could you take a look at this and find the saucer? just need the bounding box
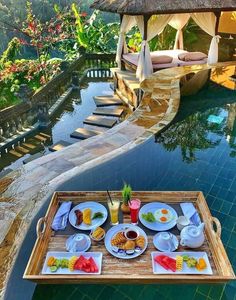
[66,234,91,252]
[153,232,179,252]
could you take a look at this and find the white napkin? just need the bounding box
[51,201,72,231]
[180,202,201,226]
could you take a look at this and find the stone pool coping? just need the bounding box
[0,61,235,298]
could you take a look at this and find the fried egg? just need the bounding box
[154,208,173,223]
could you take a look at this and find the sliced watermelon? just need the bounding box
[74,255,88,270]
[154,255,169,270]
[162,256,176,272]
[88,257,99,273]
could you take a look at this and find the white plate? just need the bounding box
[153,233,179,252]
[104,223,148,259]
[151,251,213,275]
[69,201,107,230]
[66,234,91,252]
[42,251,102,275]
[139,202,178,231]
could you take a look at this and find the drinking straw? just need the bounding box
[107,190,113,205]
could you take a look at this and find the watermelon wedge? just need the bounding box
[71,255,99,273]
[88,257,99,273]
[154,255,176,272]
[154,255,169,270]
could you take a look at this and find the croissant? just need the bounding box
[136,235,145,249]
[123,240,135,250]
[111,232,127,246]
[83,208,91,225]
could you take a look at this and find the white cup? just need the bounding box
[67,234,88,252]
[157,232,172,251]
[177,216,190,231]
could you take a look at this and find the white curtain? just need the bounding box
[191,12,220,64]
[135,14,172,81]
[116,15,136,69]
[169,14,190,49]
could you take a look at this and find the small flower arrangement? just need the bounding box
[121,183,132,213]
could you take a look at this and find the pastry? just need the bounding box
[136,235,145,249]
[83,208,92,225]
[75,209,83,226]
[123,240,135,250]
[111,232,127,246]
[92,227,105,240]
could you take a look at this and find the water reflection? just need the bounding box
[155,82,236,163]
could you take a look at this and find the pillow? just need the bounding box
[178,52,207,61]
[151,54,173,64]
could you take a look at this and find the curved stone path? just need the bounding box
[0,61,235,298]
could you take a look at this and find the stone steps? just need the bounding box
[48,140,72,152]
[15,146,30,154]
[22,143,36,149]
[9,149,23,158]
[93,107,124,117]
[23,152,44,164]
[93,95,123,107]
[70,128,101,140]
[83,115,117,128]
[35,135,47,142]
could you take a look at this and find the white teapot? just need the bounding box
[180,223,205,248]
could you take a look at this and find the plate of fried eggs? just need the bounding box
[139,203,178,231]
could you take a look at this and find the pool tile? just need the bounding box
[208,285,225,300]
[220,201,233,214]
[214,177,233,189]
[212,198,223,211]
[197,284,211,296]
[228,232,236,248]
[229,205,236,217]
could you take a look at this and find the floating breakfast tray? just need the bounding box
[24,191,235,284]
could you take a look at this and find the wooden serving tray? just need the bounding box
[23,191,235,284]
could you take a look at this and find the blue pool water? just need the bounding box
[5,81,236,300]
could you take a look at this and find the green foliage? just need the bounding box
[121,183,132,205]
[58,6,119,60]
[0,37,21,67]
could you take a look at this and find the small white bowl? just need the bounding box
[124,228,139,240]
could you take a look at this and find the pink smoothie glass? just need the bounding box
[129,199,141,225]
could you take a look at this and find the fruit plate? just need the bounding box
[151,251,213,275]
[42,251,102,275]
[69,201,108,230]
[139,202,178,231]
[104,224,148,259]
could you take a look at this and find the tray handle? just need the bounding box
[36,217,46,238]
[211,217,222,238]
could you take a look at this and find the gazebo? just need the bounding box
[91,0,236,81]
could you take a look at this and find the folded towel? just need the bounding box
[180,202,201,226]
[51,201,72,231]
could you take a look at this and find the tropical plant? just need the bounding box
[121,183,132,205]
[58,5,119,60]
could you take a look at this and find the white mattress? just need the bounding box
[123,50,207,70]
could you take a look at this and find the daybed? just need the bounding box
[122,50,208,72]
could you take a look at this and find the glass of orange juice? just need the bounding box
[107,199,120,225]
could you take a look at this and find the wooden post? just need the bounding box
[143,15,151,40]
[119,14,126,71]
[214,11,221,35]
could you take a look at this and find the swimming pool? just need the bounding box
[0,79,113,172]
[4,80,236,300]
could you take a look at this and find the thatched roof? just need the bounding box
[91,0,236,15]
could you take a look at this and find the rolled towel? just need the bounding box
[180,202,201,226]
[51,201,72,231]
